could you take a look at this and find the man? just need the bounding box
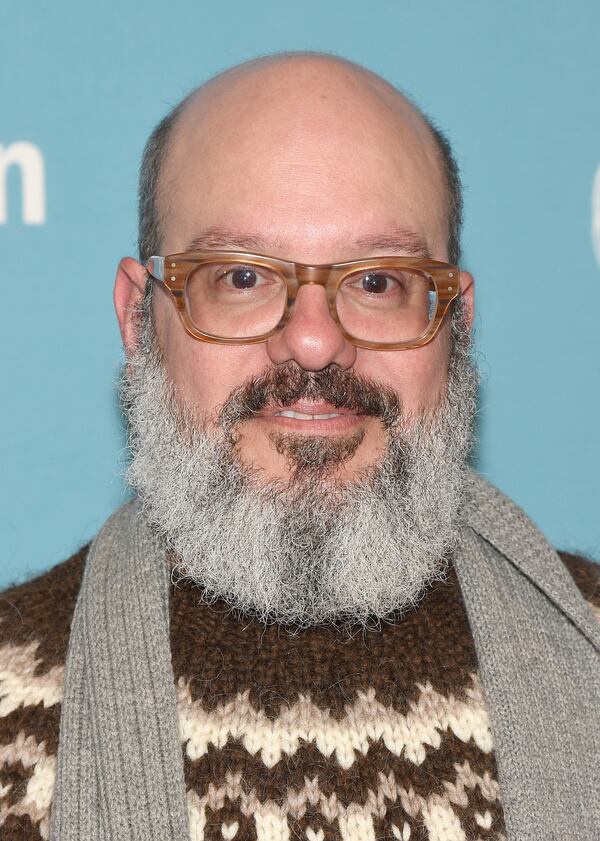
[0,52,598,841]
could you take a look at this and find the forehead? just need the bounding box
[159,63,448,261]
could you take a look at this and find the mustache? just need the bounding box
[219,362,401,432]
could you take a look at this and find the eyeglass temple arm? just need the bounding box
[146,256,165,282]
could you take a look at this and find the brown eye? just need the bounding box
[360,272,396,293]
[229,268,258,289]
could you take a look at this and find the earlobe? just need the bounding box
[458,270,475,331]
[114,257,148,354]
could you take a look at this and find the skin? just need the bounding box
[114,54,474,483]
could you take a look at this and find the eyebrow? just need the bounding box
[181,225,431,259]
[352,229,431,258]
[183,227,269,253]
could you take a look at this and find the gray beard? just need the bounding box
[120,299,478,630]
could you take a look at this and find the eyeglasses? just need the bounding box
[146,250,460,350]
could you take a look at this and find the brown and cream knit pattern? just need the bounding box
[0,546,598,841]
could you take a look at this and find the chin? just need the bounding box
[243,443,381,491]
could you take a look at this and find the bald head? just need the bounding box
[138,52,462,265]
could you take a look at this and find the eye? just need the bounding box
[222,267,262,289]
[353,272,399,294]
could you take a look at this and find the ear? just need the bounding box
[458,270,475,331]
[114,257,148,354]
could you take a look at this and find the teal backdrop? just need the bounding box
[1,0,599,587]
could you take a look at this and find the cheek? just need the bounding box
[155,299,272,417]
[355,325,451,413]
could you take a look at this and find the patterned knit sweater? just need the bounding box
[0,546,599,841]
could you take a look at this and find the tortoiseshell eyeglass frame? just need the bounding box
[145,250,460,351]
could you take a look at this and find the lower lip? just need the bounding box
[256,413,366,435]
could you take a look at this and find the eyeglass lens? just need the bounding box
[184,260,437,342]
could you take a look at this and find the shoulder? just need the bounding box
[0,546,87,669]
[557,550,600,614]
[0,545,88,840]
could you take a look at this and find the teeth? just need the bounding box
[275,410,341,420]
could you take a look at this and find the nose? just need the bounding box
[266,284,357,371]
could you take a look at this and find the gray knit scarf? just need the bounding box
[49,471,600,841]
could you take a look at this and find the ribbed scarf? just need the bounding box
[49,471,600,840]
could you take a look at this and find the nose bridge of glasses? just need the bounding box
[287,264,340,330]
[294,264,331,286]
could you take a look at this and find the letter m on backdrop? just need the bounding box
[0,142,46,224]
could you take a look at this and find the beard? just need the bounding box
[120,294,478,631]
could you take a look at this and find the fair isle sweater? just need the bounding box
[0,546,599,841]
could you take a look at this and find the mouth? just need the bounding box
[254,401,368,435]
[275,409,344,420]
